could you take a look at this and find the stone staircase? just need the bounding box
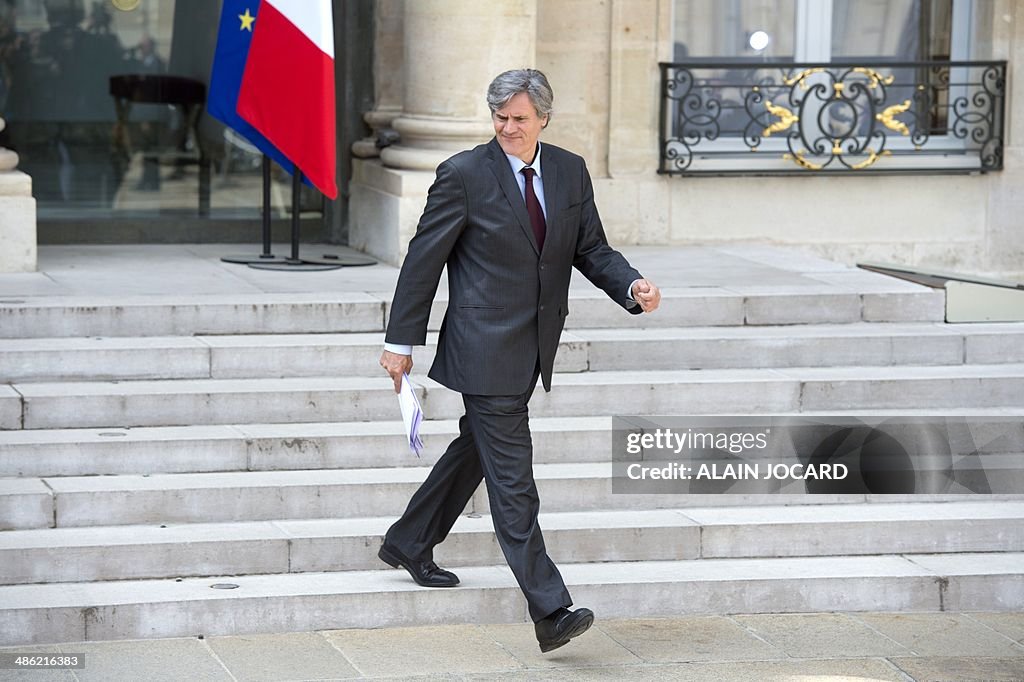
[1,273,1023,646]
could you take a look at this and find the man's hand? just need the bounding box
[631,278,662,313]
[380,350,413,393]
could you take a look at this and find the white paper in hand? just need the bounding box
[398,373,424,457]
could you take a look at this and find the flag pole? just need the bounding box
[220,154,286,265]
[262,154,273,257]
[248,167,342,271]
[289,168,301,262]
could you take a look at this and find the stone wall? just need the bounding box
[349,0,1023,278]
[538,0,1024,279]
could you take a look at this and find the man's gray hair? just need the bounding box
[487,69,554,122]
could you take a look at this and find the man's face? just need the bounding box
[493,92,548,164]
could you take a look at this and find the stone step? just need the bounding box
[3,410,1023,478]
[0,463,774,530]
[0,385,19,430]
[398,286,945,331]
[0,332,584,383]
[576,322,1024,371]
[0,477,50,532]
[0,293,387,339]
[5,323,1024,383]
[0,463,625,529]
[0,284,944,340]
[0,417,610,477]
[1,551,1019,645]
[1,502,1020,586]
[9,364,1024,430]
[4,461,1021,531]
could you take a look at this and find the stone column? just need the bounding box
[0,117,37,273]
[351,0,404,159]
[381,0,537,170]
[349,0,537,264]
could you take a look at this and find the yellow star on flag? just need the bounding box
[239,8,255,31]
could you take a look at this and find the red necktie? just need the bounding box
[520,166,546,251]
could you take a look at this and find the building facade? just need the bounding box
[350,0,1023,279]
[0,1,1020,279]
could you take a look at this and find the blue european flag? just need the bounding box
[208,0,296,175]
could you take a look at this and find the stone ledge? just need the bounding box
[0,171,36,273]
[0,170,31,197]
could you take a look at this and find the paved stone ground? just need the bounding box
[0,242,906,299]
[1,612,1021,681]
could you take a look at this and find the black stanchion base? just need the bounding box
[305,253,378,267]
[247,258,343,272]
[221,254,289,265]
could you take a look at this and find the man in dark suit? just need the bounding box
[379,69,661,653]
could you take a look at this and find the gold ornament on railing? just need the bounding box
[783,68,827,88]
[851,67,895,89]
[782,149,823,171]
[772,66,905,170]
[877,100,912,136]
[762,101,798,137]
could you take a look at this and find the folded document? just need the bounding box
[398,373,424,457]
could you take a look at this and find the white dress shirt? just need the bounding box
[504,143,548,222]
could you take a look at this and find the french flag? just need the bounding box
[208,0,295,177]
[237,0,338,199]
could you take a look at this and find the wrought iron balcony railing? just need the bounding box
[658,60,1006,175]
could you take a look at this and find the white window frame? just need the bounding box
[794,0,832,62]
[797,0,973,61]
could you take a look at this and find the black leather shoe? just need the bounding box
[378,542,459,588]
[535,607,594,653]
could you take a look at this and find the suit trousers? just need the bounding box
[384,367,572,622]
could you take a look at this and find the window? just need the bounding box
[0,0,319,222]
[673,0,796,61]
[673,0,969,62]
[662,0,1004,174]
[831,0,953,60]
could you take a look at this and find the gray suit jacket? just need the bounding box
[386,137,642,396]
